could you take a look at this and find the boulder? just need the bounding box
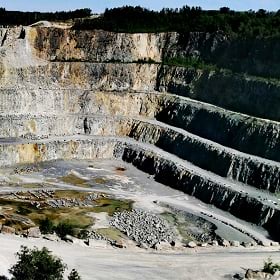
[271,242,279,247]
[221,239,230,247]
[154,241,171,250]
[209,240,219,246]
[43,234,59,242]
[260,241,271,247]
[230,240,240,247]
[27,227,41,238]
[139,243,149,250]
[187,241,197,248]
[64,235,75,243]
[242,242,253,248]
[1,226,15,234]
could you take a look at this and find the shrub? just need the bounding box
[263,258,280,274]
[9,246,66,280]
[55,221,75,239]
[68,269,81,280]
[39,218,55,234]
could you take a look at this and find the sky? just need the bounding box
[0,0,279,13]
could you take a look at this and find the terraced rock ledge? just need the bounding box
[0,25,279,246]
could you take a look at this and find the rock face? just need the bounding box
[0,26,280,241]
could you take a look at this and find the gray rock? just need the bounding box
[1,226,15,235]
[187,241,197,248]
[221,239,230,247]
[242,242,253,248]
[210,240,219,246]
[110,209,176,248]
[260,241,271,247]
[43,234,59,242]
[230,240,240,247]
[27,227,41,238]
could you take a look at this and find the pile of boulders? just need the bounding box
[110,209,176,248]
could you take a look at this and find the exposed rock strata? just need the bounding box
[0,26,279,243]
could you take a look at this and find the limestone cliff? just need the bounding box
[0,25,280,241]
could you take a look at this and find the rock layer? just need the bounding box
[0,26,279,241]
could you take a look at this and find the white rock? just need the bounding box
[187,241,197,248]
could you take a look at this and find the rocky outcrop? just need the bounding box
[157,66,280,121]
[29,28,171,63]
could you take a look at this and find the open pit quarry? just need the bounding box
[0,25,279,279]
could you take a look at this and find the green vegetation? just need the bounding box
[96,227,126,242]
[94,197,133,215]
[3,246,82,280]
[163,56,218,71]
[0,8,91,26]
[68,269,81,280]
[39,217,55,234]
[59,173,89,187]
[9,246,66,280]
[263,258,280,274]
[73,6,280,38]
[55,221,75,238]
[0,191,133,234]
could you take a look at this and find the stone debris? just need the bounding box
[244,269,277,279]
[2,190,100,209]
[80,230,123,248]
[110,209,176,248]
[1,225,16,234]
[14,165,40,174]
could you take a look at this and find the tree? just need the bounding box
[68,269,82,280]
[9,246,66,280]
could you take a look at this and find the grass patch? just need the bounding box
[21,183,43,189]
[54,190,90,199]
[96,228,126,242]
[94,177,108,184]
[94,198,133,216]
[163,56,218,72]
[59,173,89,187]
[28,208,93,229]
[0,192,133,232]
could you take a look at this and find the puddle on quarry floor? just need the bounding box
[0,159,272,245]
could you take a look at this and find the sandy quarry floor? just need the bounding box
[0,159,278,279]
[0,234,279,280]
